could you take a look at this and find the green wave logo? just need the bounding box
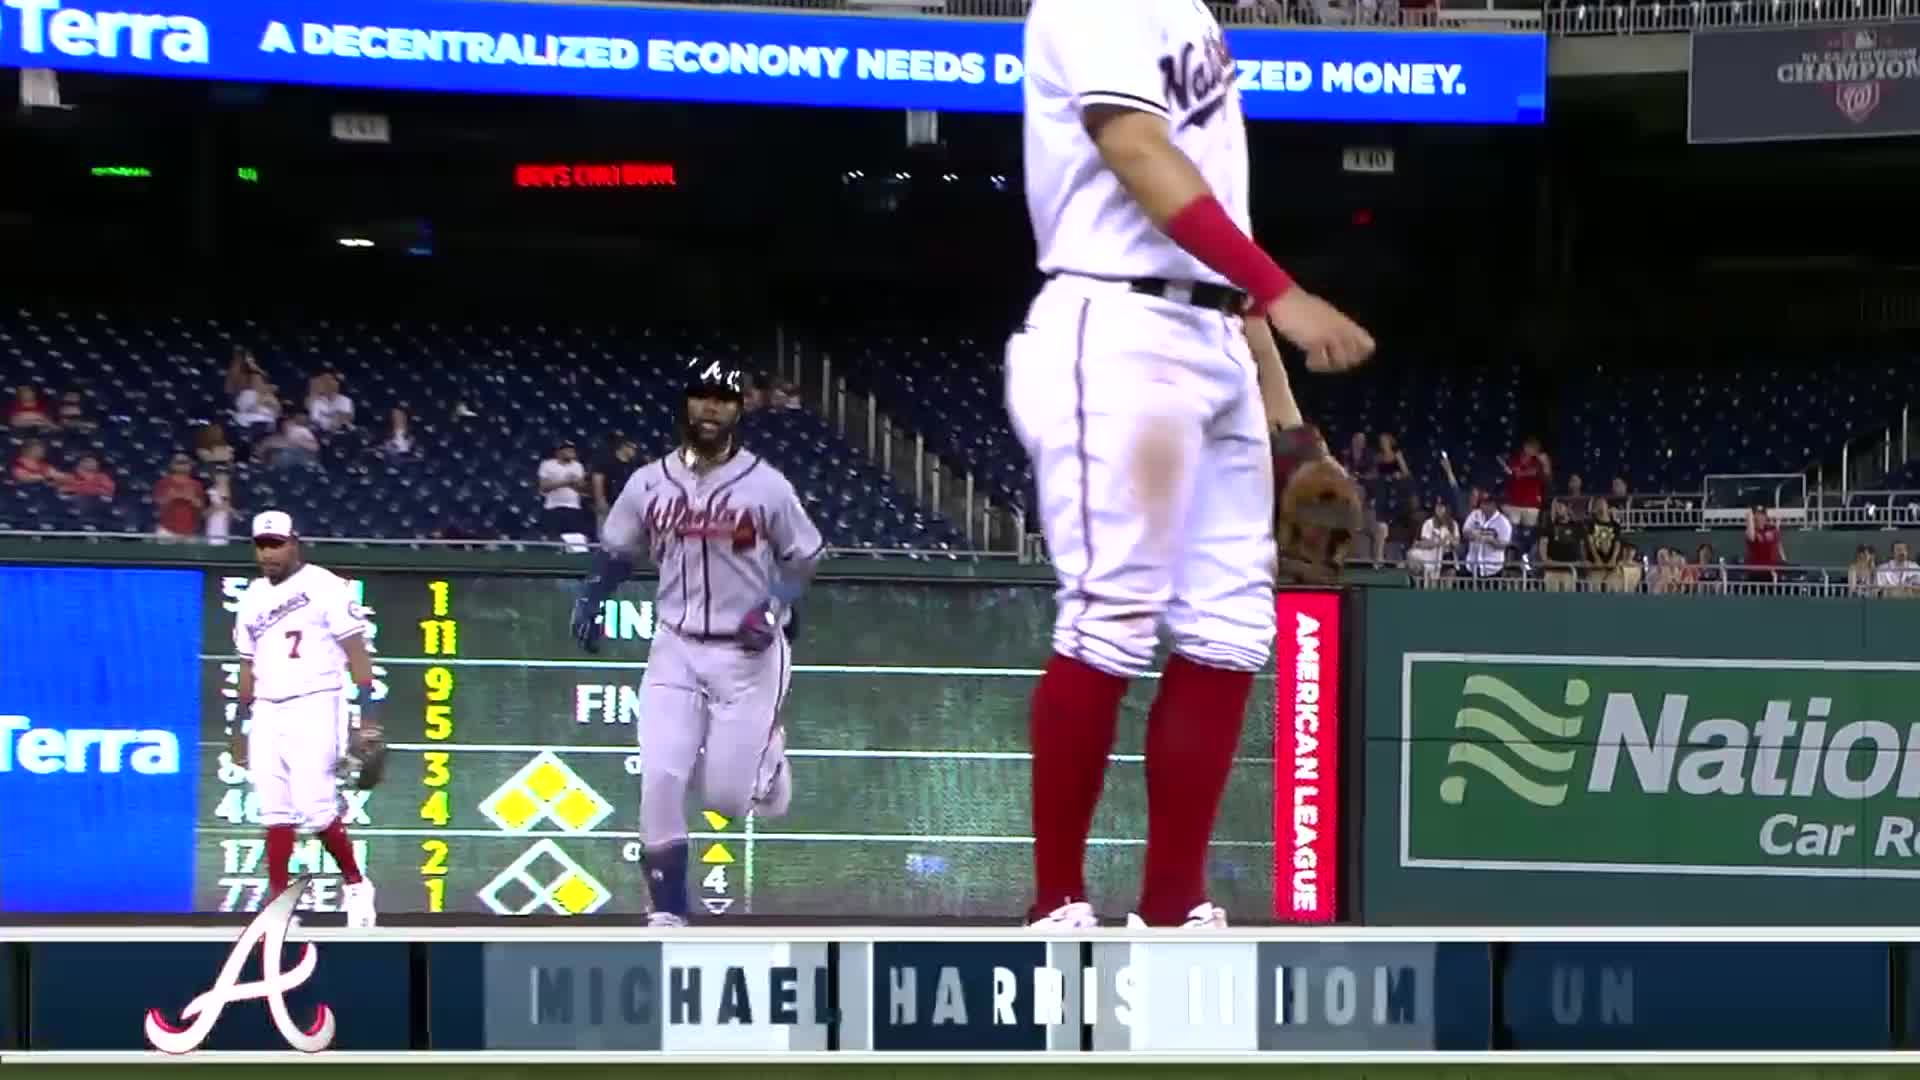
[1438,674,1590,808]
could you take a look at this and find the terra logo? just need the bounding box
[145,879,336,1054]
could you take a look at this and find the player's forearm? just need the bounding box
[341,634,375,688]
[1244,317,1304,429]
[237,662,255,705]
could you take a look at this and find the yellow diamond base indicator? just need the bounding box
[702,843,734,865]
[491,789,541,831]
[703,810,730,830]
[550,873,604,915]
[526,762,571,802]
[552,788,601,831]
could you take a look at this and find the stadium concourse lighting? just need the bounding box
[336,237,374,248]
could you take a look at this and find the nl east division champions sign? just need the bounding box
[1401,653,1920,880]
[1689,20,1920,143]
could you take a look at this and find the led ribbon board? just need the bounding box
[0,0,1547,125]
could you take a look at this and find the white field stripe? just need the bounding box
[194,741,1277,765]
[13,1051,1920,1065]
[197,825,1271,848]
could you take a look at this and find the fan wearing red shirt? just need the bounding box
[7,386,53,433]
[1745,506,1786,584]
[10,438,60,484]
[58,455,115,499]
[1501,437,1552,529]
[152,455,207,540]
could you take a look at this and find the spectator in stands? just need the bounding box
[768,382,793,411]
[233,372,281,433]
[381,407,417,459]
[56,389,95,435]
[306,372,355,434]
[1500,436,1551,530]
[1461,489,1512,582]
[224,345,263,397]
[538,440,591,539]
[206,470,233,545]
[777,380,804,410]
[1342,431,1373,478]
[1610,475,1631,505]
[194,423,235,469]
[742,379,767,413]
[254,416,320,471]
[7,386,53,433]
[57,454,114,501]
[1553,473,1592,523]
[1744,506,1785,584]
[1877,541,1920,597]
[152,454,206,542]
[1537,497,1586,592]
[9,438,60,485]
[1408,496,1458,586]
[1688,541,1726,594]
[1850,544,1881,596]
[1584,497,1625,591]
[1372,432,1412,557]
[592,434,639,524]
[1618,542,1645,593]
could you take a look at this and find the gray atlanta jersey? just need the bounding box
[601,448,826,636]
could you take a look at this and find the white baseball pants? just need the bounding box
[1006,274,1278,678]
[248,690,348,831]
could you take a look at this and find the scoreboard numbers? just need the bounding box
[420,579,459,912]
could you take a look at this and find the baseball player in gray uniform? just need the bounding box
[571,362,826,926]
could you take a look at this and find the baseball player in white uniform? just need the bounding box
[571,363,826,927]
[230,510,380,927]
[1009,0,1374,929]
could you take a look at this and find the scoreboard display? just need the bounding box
[191,571,1282,919]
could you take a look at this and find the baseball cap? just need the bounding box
[251,510,296,541]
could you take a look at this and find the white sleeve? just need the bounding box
[1493,515,1514,546]
[1035,0,1171,119]
[232,595,255,658]
[322,576,369,641]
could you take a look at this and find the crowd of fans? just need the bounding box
[3,346,809,546]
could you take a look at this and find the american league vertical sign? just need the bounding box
[1689,21,1920,143]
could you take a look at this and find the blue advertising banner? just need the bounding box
[0,0,1547,125]
[0,567,201,913]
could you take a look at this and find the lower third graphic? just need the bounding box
[144,877,336,1053]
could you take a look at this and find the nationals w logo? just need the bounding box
[144,878,336,1054]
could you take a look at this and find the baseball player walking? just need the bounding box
[571,363,826,927]
[229,511,382,927]
[1010,0,1374,929]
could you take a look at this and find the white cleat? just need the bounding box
[343,880,378,928]
[1126,902,1229,929]
[1026,900,1098,930]
[648,912,689,928]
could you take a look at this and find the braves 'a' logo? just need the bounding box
[145,879,336,1054]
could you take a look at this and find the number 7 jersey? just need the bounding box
[233,564,370,702]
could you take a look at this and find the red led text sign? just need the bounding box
[514,162,678,189]
[1273,589,1341,923]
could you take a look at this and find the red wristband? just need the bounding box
[1163,195,1295,310]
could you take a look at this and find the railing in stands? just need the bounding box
[1545,0,1920,35]
[1393,557,1919,596]
[1611,486,1920,531]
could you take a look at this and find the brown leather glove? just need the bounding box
[1272,424,1365,584]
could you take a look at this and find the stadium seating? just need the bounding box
[0,307,965,550]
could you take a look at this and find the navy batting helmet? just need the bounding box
[684,359,744,402]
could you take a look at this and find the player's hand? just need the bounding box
[1262,287,1375,373]
[738,603,778,653]
[228,728,248,769]
[571,595,603,654]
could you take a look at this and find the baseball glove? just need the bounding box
[339,728,388,791]
[1272,424,1365,585]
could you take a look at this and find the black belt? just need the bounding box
[670,627,740,644]
[1128,278,1248,314]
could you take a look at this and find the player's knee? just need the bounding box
[702,780,756,820]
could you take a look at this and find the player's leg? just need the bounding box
[698,632,794,821]
[1005,281,1212,925]
[287,692,374,925]
[1145,320,1277,928]
[248,699,300,909]
[638,630,708,926]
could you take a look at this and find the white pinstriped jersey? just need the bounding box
[233,564,368,701]
[1022,0,1251,285]
[600,447,825,638]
